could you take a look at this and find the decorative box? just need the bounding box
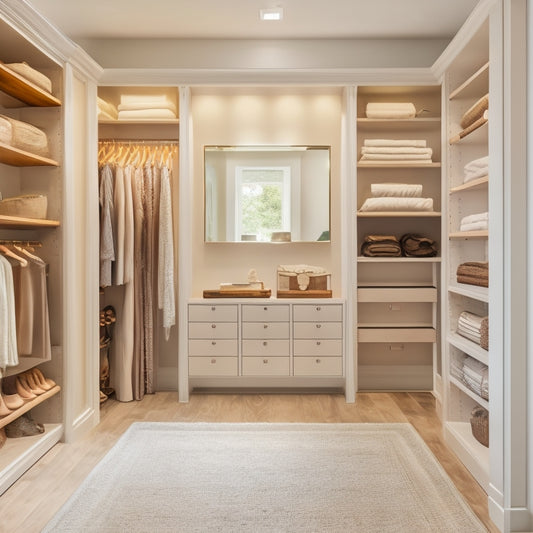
[277,264,331,298]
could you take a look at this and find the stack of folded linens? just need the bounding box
[463,155,488,183]
[0,114,49,156]
[361,235,401,257]
[457,311,488,350]
[457,261,488,287]
[365,102,416,119]
[117,94,177,120]
[462,355,489,400]
[4,61,53,93]
[360,139,433,164]
[400,233,438,257]
[450,353,466,381]
[459,211,488,232]
[359,183,433,212]
[97,97,118,121]
[460,94,489,129]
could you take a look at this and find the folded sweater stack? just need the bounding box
[457,261,488,287]
[359,182,434,212]
[360,235,402,257]
[365,102,416,119]
[463,155,488,183]
[459,211,488,232]
[457,311,489,350]
[360,139,433,164]
[117,94,177,120]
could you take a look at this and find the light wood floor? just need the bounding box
[0,391,499,532]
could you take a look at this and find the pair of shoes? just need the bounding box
[15,368,56,400]
[5,412,45,438]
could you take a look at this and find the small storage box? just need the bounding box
[470,405,489,447]
[0,194,47,219]
[277,267,331,298]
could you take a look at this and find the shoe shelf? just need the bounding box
[0,62,61,107]
[448,230,488,239]
[0,385,60,430]
[450,175,488,194]
[0,142,59,167]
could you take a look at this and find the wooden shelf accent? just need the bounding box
[449,115,488,144]
[0,63,61,107]
[357,211,441,218]
[450,175,488,193]
[98,118,179,125]
[0,142,59,167]
[449,62,490,101]
[0,215,60,229]
[449,230,488,239]
[358,161,441,168]
[0,385,61,430]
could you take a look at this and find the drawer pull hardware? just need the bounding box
[264,307,268,311]
[210,359,216,364]
[316,324,321,329]
[263,341,268,346]
[316,341,321,346]
[211,341,216,346]
[263,359,269,364]
[316,306,321,311]
[264,324,268,329]
[211,306,216,311]
[211,324,216,329]
[316,358,321,364]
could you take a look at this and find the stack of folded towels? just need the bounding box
[463,155,488,183]
[97,97,118,121]
[457,261,488,287]
[360,139,433,164]
[457,311,489,350]
[400,233,438,257]
[365,102,416,119]
[359,182,433,212]
[462,355,489,400]
[459,211,488,232]
[117,94,177,120]
[360,235,402,257]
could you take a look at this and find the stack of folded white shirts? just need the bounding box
[459,211,488,232]
[457,311,485,345]
[463,155,488,183]
[97,97,118,121]
[359,182,433,212]
[117,94,177,120]
[462,355,489,400]
[360,139,433,164]
[450,353,466,381]
[365,102,416,119]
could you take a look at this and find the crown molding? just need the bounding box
[0,0,103,81]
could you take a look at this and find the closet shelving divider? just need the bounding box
[355,85,442,393]
[443,21,490,491]
[0,17,64,495]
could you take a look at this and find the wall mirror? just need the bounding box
[204,145,330,243]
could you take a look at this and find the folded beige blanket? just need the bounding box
[117,101,177,115]
[4,62,52,93]
[359,159,433,165]
[370,183,422,198]
[360,197,433,212]
[120,94,175,106]
[363,139,426,148]
[361,235,402,257]
[360,153,432,161]
[117,109,177,119]
[0,114,49,156]
[365,102,416,119]
[361,146,432,155]
[461,94,489,129]
[460,221,488,232]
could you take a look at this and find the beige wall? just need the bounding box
[190,87,342,296]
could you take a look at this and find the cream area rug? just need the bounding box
[43,422,487,532]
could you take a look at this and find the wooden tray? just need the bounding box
[277,290,332,298]
[203,289,272,298]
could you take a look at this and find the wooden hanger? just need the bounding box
[0,244,28,267]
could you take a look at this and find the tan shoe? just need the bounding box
[16,375,37,399]
[2,393,24,410]
[31,368,55,391]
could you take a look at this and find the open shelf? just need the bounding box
[450,376,489,409]
[449,230,488,239]
[0,142,59,167]
[449,62,489,101]
[358,211,441,218]
[450,175,488,193]
[447,332,489,366]
[0,215,60,229]
[0,62,61,107]
[448,283,488,302]
[449,118,488,145]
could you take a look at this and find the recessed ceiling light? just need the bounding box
[260,8,283,21]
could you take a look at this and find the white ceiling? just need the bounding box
[27,0,480,41]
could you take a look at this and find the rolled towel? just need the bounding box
[363,139,426,148]
[359,197,433,212]
[460,94,489,129]
[370,183,422,198]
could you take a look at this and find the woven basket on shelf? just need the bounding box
[470,405,489,447]
[0,194,47,219]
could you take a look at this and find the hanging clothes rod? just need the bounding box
[98,139,179,145]
[0,240,42,247]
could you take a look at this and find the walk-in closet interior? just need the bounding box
[0,0,532,531]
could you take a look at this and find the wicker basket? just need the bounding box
[0,194,47,219]
[470,406,489,447]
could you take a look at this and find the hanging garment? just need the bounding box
[99,164,115,287]
[113,165,126,286]
[0,255,19,372]
[158,165,176,340]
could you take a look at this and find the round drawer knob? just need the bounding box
[316,306,321,311]
[316,341,321,346]
[211,341,216,346]
[210,359,216,364]
[211,306,216,311]
[263,359,269,364]
[316,324,321,329]
[211,324,216,329]
[264,324,268,329]
[263,341,268,346]
[316,358,321,364]
[263,307,268,311]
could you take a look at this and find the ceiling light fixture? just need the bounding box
[260,8,283,21]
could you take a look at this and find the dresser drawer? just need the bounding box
[357,287,437,303]
[293,304,342,322]
[189,356,238,376]
[358,327,436,343]
[293,339,342,357]
[293,322,342,339]
[188,322,237,339]
[242,357,290,376]
[242,304,289,322]
[293,356,343,376]
[242,322,290,339]
[189,339,237,357]
[242,339,290,357]
[188,304,238,322]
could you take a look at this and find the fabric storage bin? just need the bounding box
[0,114,49,157]
[0,194,47,219]
[470,405,489,447]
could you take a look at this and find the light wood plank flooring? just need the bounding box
[0,392,499,532]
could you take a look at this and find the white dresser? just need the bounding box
[187,299,345,391]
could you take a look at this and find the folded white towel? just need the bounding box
[366,103,416,119]
[360,153,432,161]
[463,155,489,183]
[364,139,427,148]
[460,220,488,232]
[117,109,177,120]
[460,212,489,225]
[370,183,422,198]
[465,155,489,171]
[458,311,485,329]
[359,197,433,212]
[366,103,416,110]
[361,146,432,156]
[120,94,175,106]
[117,101,177,115]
